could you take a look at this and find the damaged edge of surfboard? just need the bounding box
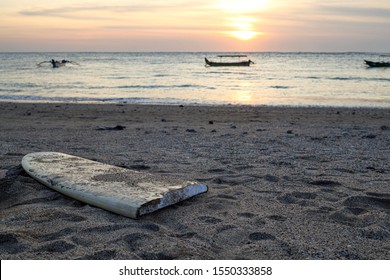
[138,182,208,217]
[21,152,208,219]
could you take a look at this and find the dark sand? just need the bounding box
[1,102,389,259]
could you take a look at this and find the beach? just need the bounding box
[1,101,389,259]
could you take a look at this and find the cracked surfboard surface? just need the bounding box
[21,152,208,218]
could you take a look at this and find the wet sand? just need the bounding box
[0,102,389,259]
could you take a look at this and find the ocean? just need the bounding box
[0,52,389,107]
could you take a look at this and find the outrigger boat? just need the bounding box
[364,60,390,68]
[205,55,254,67]
[37,59,79,68]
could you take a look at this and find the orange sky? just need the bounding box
[1,0,389,52]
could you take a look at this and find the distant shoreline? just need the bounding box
[1,99,390,109]
[1,51,389,54]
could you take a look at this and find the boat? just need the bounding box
[364,60,390,68]
[205,55,254,67]
[37,59,79,68]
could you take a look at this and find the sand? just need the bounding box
[0,102,389,260]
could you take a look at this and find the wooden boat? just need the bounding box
[205,55,254,67]
[37,59,78,68]
[364,60,390,68]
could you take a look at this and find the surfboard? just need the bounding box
[21,152,208,218]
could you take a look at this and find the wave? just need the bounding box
[306,76,321,79]
[0,94,216,105]
[10,83,41,88]
[206,71,251,75]
[109,76,128,80]
[298,76,390,82]
[116,84,214,89]
[153,74,174,77]
[269,86,291,89]
[329,77,357,81]
[0,88,23,93]
[0,94,97,102]
[329,77,390,82]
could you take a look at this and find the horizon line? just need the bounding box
[1,50,389,54]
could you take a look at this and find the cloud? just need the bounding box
[19,2,212,19]
[19,4,157,19]
[319,5,390,21]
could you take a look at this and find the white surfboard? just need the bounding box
[21,152,208,218]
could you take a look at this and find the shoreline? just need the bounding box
[1,101,389,259]
[1,100,390,110]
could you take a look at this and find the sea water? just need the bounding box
[0,52,389,107]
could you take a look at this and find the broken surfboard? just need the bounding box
[21,152,208,218]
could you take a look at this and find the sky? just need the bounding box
[0,0,389,52]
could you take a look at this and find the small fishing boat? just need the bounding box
[364,60,390,68]
[205,55,254,67]
[37,59,79,68]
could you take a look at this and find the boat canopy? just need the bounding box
[217,55,247,58]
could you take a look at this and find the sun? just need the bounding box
[228,30,259,41]
[225,17,261,41]
[216,1,268,41]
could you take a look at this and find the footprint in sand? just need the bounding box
[0,233,25,254]
[343,195,390,210]
[37,240,75,253]
[358,227,390,241]
[176,232,197,238]
[198,216,222,224]
[308,180,342,187]
[216,224,237,233]
[212,175,260,186]
[141,223,160,232]
[329,208,376,228]
[268,215,287,221]
[123,232,147,249]
[329,193,390,228]
[278,192,318,206]
[237,212,256,218]
[249,232,276,241]
[207,168,228,174]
